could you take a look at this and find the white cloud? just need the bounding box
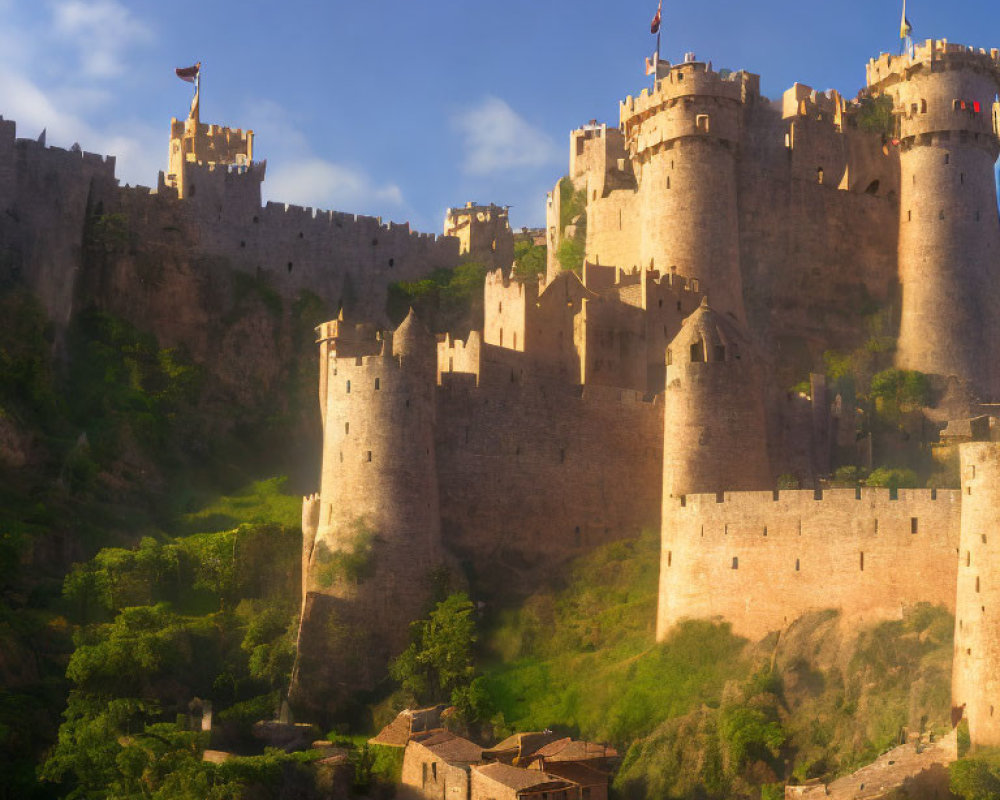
[266,158,404,213]
[453,96,559,176]
[50,0,152,78]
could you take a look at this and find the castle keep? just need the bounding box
[295,38,1000,752]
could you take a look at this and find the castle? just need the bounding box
[291,38,1000,756]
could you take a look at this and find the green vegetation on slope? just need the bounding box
[40,479,305,798]
[474,529,955,799]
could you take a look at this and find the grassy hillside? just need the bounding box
[477,529,955,799]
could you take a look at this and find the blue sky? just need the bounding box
[0,0,996,231]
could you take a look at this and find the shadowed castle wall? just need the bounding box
[658,488,961,641]
[0,118,119,328]
[435,344,663,595]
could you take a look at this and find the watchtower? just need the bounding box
[954,441,1000,747]
[443,201,515,271]
[620,57,760,322]
[867,40,1000,400]
[661,298,771,498]
[292,310,443,712]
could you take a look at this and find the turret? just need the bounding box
[443,202,515,271]
[291,311,443,714]
[953,440,1000,748]
[867,41,1000,400]
[620,58,760,321]
[661,299,771,497]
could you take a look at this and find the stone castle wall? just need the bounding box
[436,344,663,595]
[658,488,962,641]
[953,442,1000,747]
[0,118,119,327]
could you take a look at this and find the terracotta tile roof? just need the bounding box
[369,713,412,747]
[531,737,619,762]
[474,761,571,792]
[368,704,452,747]
[483,731,558,760]
[410,729,483,764]
[536,760,610,787]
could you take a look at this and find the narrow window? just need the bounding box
[860,552,865,571]
[668,551,672,567]
[346,380,351,393]
[574,526,581,546]
[983,534,988,544]
[795,558,800,571]
[499,328,503,347]
[422,763,427,787]
[967,551,971,567]
[560,448,566,463]
[345,422,349,435]
[961,173,965,184]
[667,176,671,189]
[911,517,918,534]
[388,257,394,267]
[374,378,380,390]
[513,332,517,350]
[763,526,768,537]
[366,451,372,462]
[287,262,293,274]
[817,167,824,185]
[939,209,945,220]
[677,300,681,311]
[696,114,709,132]
[945,153,950,164]
[713,344,726,361]
[977,576,981,593]
[431,763,437,781]
[666,348,672,366]
[690,340,704,362]
[732,556,739,570]
[874,519,879,534]
[921,99,927,113]
[908,210,912,222]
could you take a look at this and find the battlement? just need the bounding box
[670,486,959,510]
[620,61,759,122]
[867,40,1000,89]
[782,83,845,125]
[0,117,118,177]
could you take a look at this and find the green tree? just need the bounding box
[389,592,477,705]
[513,239,546,278]
[951,754,1000,800]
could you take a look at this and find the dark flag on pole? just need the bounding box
[650,0,662,34]
[175,63,200,83]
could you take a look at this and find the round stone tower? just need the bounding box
[292,310,443,713]
[661,298,771,498]
[953,441,1000,748]
[620,58,759,321]
[867,41,1000,400]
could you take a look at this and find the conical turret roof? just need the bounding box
[392,308,435,359]
[669,297,752,363]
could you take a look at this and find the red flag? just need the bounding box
[650,0,662,34]
[175,63,200,83]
